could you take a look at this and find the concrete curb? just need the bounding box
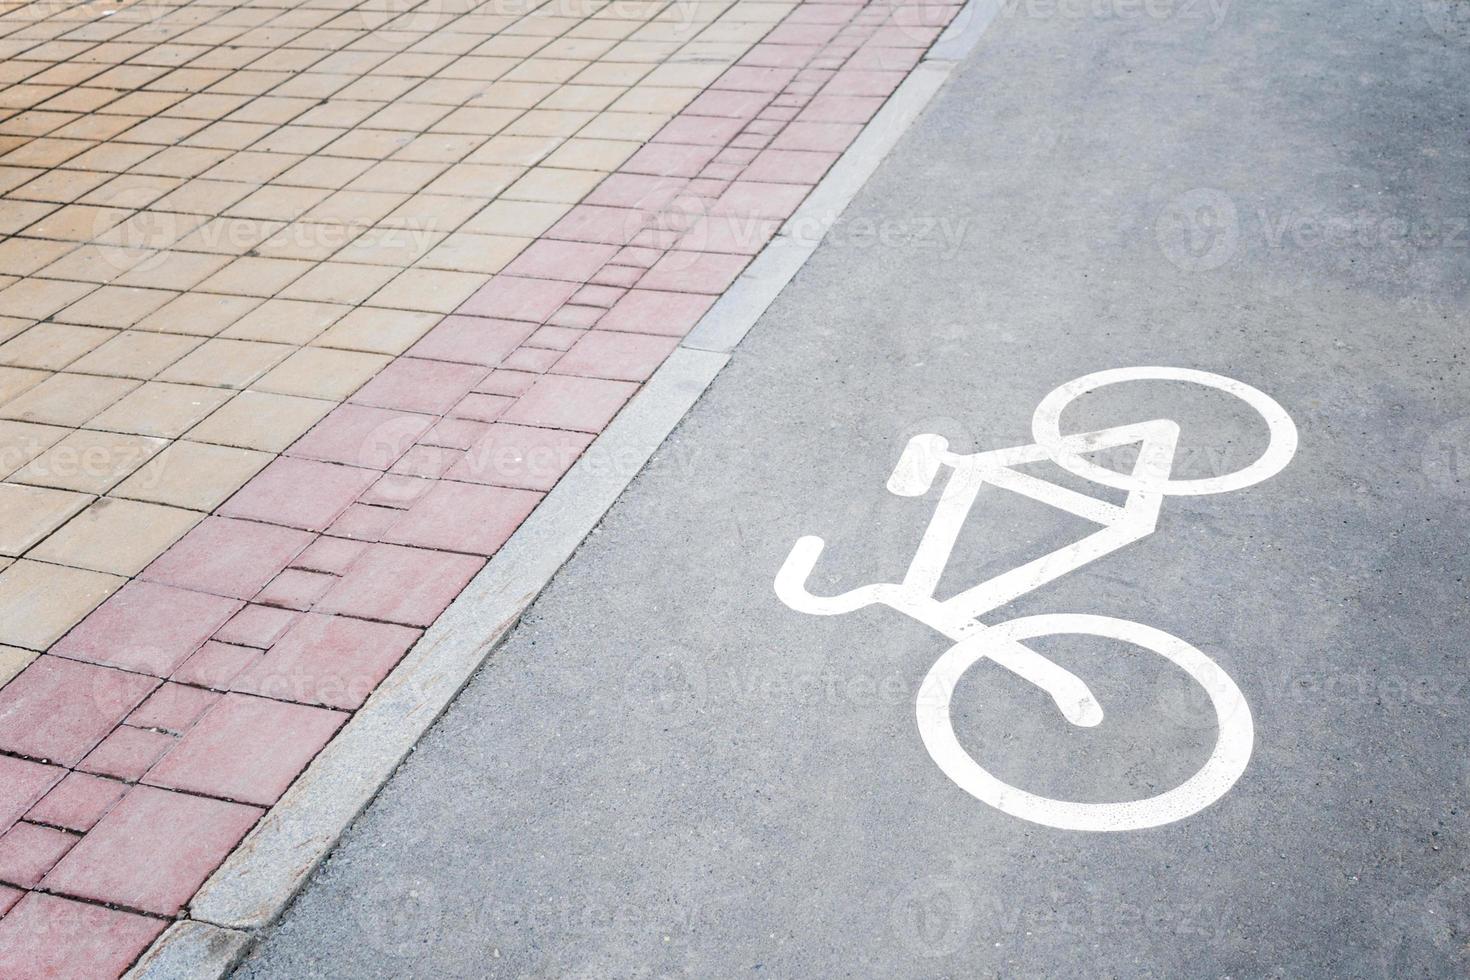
[126,4,999,974]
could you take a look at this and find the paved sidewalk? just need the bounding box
[0,0,961,973]
[234,0,1469,976]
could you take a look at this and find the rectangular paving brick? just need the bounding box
[51,579,240,677]
[0,893,165,979]
[127,682,220,734]
[406,315,536,368]
[552,331,681,383]
[78,726,177,782]
[0,656,158,767]
[380,480,543,557]
[172,640,263,692]
[140,515,314,600]
[500,375,638,433]
[447,423,596,492]
[42,783,261,915]
[26,771,128,833]
[349,357,488,415]
[0,821,78,887]
[0,755,65,835]
[218,456,379,532]
[230,613,420,710]
[144,692,346,807]
[315,543,484,627]
[286,403,434,469]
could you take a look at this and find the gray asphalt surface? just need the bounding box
[236,0,1470,976]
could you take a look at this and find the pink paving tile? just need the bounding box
[545,305,606,330]
[213,604,300,648]
[771,120,863,152]
[499,374,638,433]
[288,403,434,469]
[797,93,885,122]
[822,68,905,96]
[127,682,220,733]
[680,213,780,255]
[684,88,772,119]
[291,536,369,575]
[500,346,564,372]
[315,543,484,627]
[847,45,923,70]
[742,148,840,184]
[590,265,645,288]
[42,783,261,915]
[525,325,583,350]
[476,369,539,397]
[743,42,822,68]
[0,657,158,767]
[623,142,721,178]
[717,180,812,219]
[583,174,689,211]
[613,245,663,268]
[389,444,464,479]
[408,315,536,367]
[325,502,402,540]
[544,204,648,246]
[141,516,313,601]
[458,275,579,323]
[716,65,799,92]
[637,250,749,293]
[77,725,176,781]
[219,456,378,532]
[52,580,241,677]
[172,641,262,691]
[144,693,345,807]
[25,772,127,833]
[653,114,746,146]
[0,884,19,915]
[230,613,421,710]
[448,392,515,423]
[349,357,488,415]
[0,893,165,979]
[361,473,431,508]
[447,423,595,492]
[0,756,65,835]
[255,568,336,610]
[595,288,717,337]
[0,822,77,888]
[380,480,542,556]
[570,283,626,308]
[502,240,619,282]
[552,330,679,383]
[765,20,845,44]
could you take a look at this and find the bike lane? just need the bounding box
[238,0,1470,974]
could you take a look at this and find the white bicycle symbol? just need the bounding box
[775,367,1298,832]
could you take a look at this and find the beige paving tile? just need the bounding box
[0,481,92,556]
[253,347,390,400]
[158,337,294,388]
[89,381,235,438]
[416,233,530,274]
[0,559,124,651]
[113,251,232,291]
[0,277,96,320]
[68,330,203,379]
[196,256,315,297]
[53,285,178,328]
[187,389,334,452]
[368,269,483,313]
[0,645,38,689]
[0,373,139,426]
[313,307,440,355]
[134,292,264,337]
[0,421,70,480]
[500,166,606,203]
[10,428,167,494]
[276,262,399,305]
[220,299,350,345]
[113,439,271,511]
[0,323,116,370]
[29,497,201,576]
[0,237,76,277]
[459,199,569,237]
